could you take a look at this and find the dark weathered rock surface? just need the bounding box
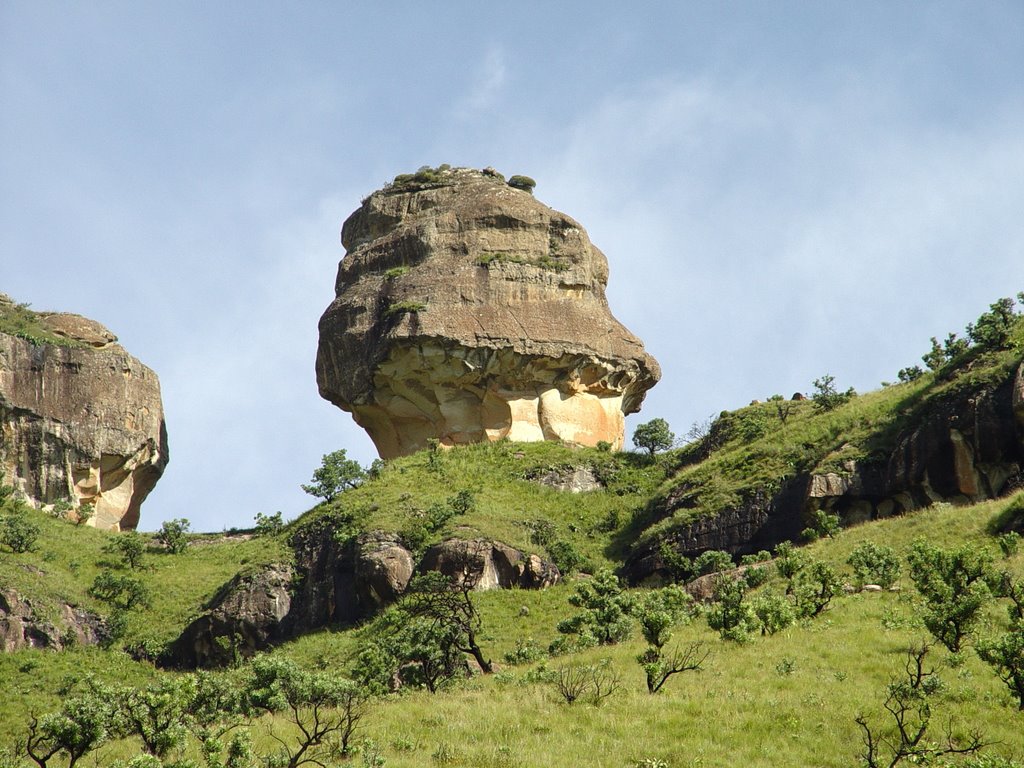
[316,167,660,458]
[627,361,1024,583]
[163,564,293,668]
[419,538,560,590]
[531,465,603,493]
[0,295,168,530]
[0,588,104,651]
[165,523,559,668]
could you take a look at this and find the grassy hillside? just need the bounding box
[1,494,1023,765]
[1,298,1022,766]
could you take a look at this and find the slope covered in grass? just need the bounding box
[2,495,1022,765]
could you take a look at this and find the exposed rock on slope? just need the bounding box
[316,167,660,458]
[0,295,168,530]
[626,360,1024,583]
[165,565,293,669]
[0,588,105,651]
[165,522,560,668]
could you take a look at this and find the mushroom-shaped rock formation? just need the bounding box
[0,294,168,530]
[315,167,660,458]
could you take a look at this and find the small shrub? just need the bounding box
[848,541,902,589]
[552,661,620,705]
[907,539,993,653]
[739,550,772,566]
[526,518,557,547]
[897,365,925,383]
[254,511,284,537]
[752,593,796,635]
[743,565,770,589]
[75,502,94,526]
[502,638,547,666]
[90,570,151,612]
[706,575,757,643]
[997,531,1020,558]
[773,541,806,591]
[658,541,694,583]
[383,265,409,279]
[794,562,841,618]
[693,549,734,577]
[547,540,585,575]
[632,418,675,457]
[302,449,366,501]
[806,512,839,540]
[967,296,1021,350]
[811,374,855,412]
[556,569,634,645]
[104,532,146,570]
[384,301,427,319]
[775,657,797,676]
[0,507,40,553]
[507,175,536,193]
[156,518,191,554]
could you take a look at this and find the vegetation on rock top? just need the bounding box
[0,297,87,349]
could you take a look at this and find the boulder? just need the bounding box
[164,564,293,668]
[531,465,603,493]
[166,526,558,668]
[334,531,415,622]
[418,538,560,590]
[0,588,104,651]
[315,167,660,458]
[0,296,168,530]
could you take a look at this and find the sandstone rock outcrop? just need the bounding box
[0,295,168,530]
[166,520,560,668]
[288,519,561,630]
[316,167,660,458]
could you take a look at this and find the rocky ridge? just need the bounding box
[626,359,1024,582]
[316,167,660,458]
[165,526,560,668]
[0,294,168,530]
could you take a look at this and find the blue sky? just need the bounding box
[2,2,1022,531]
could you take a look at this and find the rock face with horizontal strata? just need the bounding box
[0,296,168,530]
[315,167,660,458]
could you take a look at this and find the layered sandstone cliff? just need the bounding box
[316,167,660,458]
[0,295,168,530]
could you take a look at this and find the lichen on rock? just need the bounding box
[316,167,660,458]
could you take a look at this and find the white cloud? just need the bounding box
[456,46,507,117]
[532,74,1024,441]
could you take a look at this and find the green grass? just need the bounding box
[312,496,1024,767]
[383,300,427,318]
[0,299,86,348]
[300,441,669,570]
[2,481,1023,765]
[640,335,1024,544]
[0,511,289,652]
